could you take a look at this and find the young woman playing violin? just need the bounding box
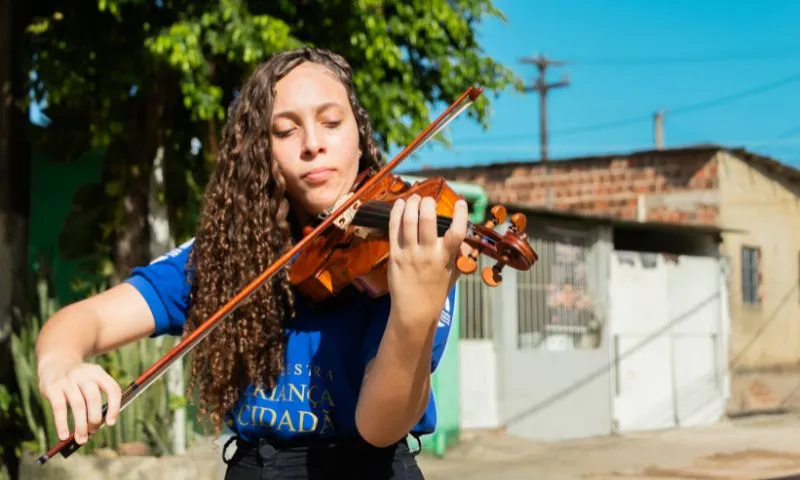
[34,46,470,479]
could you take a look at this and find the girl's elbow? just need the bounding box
[355,410,407,448]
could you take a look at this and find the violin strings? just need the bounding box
[352,201,478,237]
[355,201,472,228]
[355,202,477,232]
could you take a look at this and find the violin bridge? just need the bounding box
[323,192,362,230]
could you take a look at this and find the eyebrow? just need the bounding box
[272,101,344,120]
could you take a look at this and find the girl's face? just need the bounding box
[270,62,361,221]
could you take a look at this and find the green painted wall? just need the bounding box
[420,281,462,456]
[28,148,106,304]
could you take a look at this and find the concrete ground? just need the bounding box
[416,412,800,479]
[19,412,800,480]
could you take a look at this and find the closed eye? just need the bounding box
[273,128,295,138]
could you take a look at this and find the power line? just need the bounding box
[747,123,800,149]
[570,49,800,66]
[666,72,800,116]
[549,113,652,135]
[423,136,800,155]
[762,123,800,141]
[449,71,800,145]
[550,72,800,137]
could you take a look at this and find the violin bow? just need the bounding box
[37,85,484,465]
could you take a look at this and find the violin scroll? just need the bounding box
[455,205,538,288]
[456,205,508,274]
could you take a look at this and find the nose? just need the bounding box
[301,125,326,160]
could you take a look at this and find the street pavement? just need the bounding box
[416,412,800,479]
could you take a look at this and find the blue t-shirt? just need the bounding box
[125,238,456,442]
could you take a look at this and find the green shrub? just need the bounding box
[3,273,198,462]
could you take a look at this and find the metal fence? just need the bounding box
[457,225,601,348]
[516,226,600,350]
[459,255,494,340]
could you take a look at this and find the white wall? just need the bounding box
[610,251,729,432]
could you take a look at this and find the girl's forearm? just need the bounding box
[355,308,436,447]
[36,302,100,372]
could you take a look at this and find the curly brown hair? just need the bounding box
[183,47,384,433]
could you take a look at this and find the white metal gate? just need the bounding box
[610,251,728,432]
[458,255,500,429]
[494,224,614,441]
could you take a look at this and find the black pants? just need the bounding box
[222,435,425,479]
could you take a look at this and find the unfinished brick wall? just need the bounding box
[418,149,721,226]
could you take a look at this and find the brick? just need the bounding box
[439,152,721,226]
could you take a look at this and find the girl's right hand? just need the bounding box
[38,357,122,444]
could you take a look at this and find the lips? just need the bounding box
[302,167,335,185]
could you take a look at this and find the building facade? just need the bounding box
[449,202,729,440]
[409,145,800,418]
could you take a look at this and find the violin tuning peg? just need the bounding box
[482,205,507,230]
[489,205,507,225]
[481,261,505,287]
[510,213,527,233]
[456,247,481,274]
[456,252,478,274]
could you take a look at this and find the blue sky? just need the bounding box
[394,0,800,172]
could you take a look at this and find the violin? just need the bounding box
[290,172,538,301]
[36,85,538,465]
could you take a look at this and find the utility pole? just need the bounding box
[653,110,665,149]
[520,54,569,208]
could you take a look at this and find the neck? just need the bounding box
[291,205,312,228]
[287,205,312,242]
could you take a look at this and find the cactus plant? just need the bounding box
[4,269,199,460]
[9,279,61,454]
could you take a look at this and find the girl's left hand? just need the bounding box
[386,194,469,328]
